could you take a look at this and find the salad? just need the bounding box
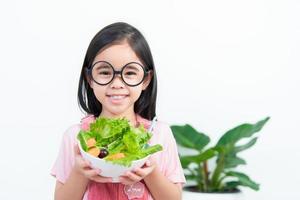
[77,117,163,167]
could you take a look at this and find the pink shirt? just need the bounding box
[51,115,186,200]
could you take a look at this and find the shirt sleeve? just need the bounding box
[154,122,186,185]
[50,125,80,184]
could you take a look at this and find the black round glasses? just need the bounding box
[86,61,150,87]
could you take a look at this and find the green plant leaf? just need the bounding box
[171,124,210,151]
[223,181,240,190]
[234,137,258,153]
[179,148,218,169]
[216,117,269,147]
[224,155,246,168]
[225,171,260,191]
[180,155,200,168]
[184,174,198,181]
[197,148,218,162]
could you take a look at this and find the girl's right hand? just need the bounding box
[74,144,113,183]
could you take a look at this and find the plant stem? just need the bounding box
[200,162,207,192]
[188,168,203,191]
[217,175,227,187]
[211,152,225,189]
[203,161,210,191]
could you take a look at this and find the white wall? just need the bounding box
[0,0,299,199]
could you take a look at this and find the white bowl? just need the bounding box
[77,140,149,182]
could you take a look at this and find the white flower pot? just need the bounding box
[182,190,244,200]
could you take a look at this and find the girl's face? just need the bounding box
[89,41,152,119]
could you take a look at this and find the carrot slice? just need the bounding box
[87,138,96,148]
[107,153,125,160]
[88,147,100,157]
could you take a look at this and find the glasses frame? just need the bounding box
[86,61,150,87]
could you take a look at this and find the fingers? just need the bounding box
[133,168,147,178]
[75,155,90,169]
[84,168,100,178]
[74,144,81,155]
[119,175,138,185]
[145,156,155,167]
[126,171,141,181]
[120,159,157,185]
[119,169,145,185]
[73,144,112,183]
[81,168,112,183]
[78,160,90,170]
[74,144,91,168]
[145,160,151,167]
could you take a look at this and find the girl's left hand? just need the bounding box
[119,157,156,185]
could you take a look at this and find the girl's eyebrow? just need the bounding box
[95,65,110,70]
[93,60,144,69]
[125,65,139,71]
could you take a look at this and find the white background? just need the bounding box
[0,0,299,199]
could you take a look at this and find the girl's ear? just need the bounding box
[142,70,153,90]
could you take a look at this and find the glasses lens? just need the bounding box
[91,62,114,85]
[122,63,145,86]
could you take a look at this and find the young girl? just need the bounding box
[51,22,186,200]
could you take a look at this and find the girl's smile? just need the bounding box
[106,93,129,105]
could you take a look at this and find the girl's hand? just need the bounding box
[74,144,113,183]
[119,157,156,185]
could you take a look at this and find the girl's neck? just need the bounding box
[99,111,138,127]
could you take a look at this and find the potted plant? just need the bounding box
[171,117,270,200]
